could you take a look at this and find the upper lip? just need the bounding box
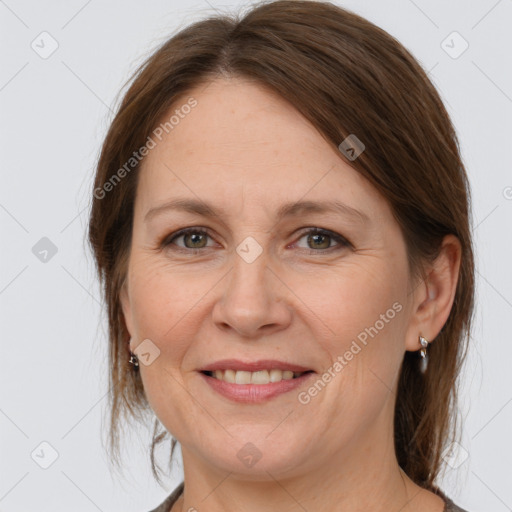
[199,359,314,373]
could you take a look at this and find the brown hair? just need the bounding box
[88,0,475,490]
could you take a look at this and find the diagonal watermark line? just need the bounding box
[471,395,512,439]
[265,266,336,336]
[0,265,28,295]
[0,62,29,92]
[426,61,439,77]
[474,204,499,230]
[265,471,309,511]
[61,389,109,439]
[0,408,29,438]
[0,0,29,28]
[0,472,29,502]
[477,270,512,309]
[394,485,425,512]
[60,205,88,233]
[160,157,238,235]
[472,0,503,29]
[471,470,512,509]
[161,161,227,228]
[199,471,233,503]
[407,0,439,28]
[61,61,114,113]
[264,164,337,236]
[162,366,234,438]
[163,267,233,337]
[472,61,512,103]
[367,362,403,402]
[61,0,93,29]
[160,159,336,253]
[264,410,294,439]
[61,471,105,511]
[367,367,395,395]
[60,265,102,305]
[0,203,29,232]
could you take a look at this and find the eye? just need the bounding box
[162,227,351,254]
[163,227,216,252]
[292,228,350,253]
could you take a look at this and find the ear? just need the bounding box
[404,234,462,352]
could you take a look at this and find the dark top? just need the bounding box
[147,482,470,511]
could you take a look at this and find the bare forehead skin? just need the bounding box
[134,77,390,233]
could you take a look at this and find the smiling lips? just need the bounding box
[199,358,314,384]
[205,368,309,384]
[199,359,315,403]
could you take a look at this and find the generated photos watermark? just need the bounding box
[297,301,403,404]
[93,97,197,200]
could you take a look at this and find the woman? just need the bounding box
[88,1,474,511]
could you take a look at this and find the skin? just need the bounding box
[120,77,461,512]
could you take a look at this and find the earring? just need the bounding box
[129,352,139,367]
[128,337,139,368]
[419,335,429,374]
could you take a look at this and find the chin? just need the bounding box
[196,434,310,479]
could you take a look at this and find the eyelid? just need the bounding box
[162,227,217,248]
[163,226,351,252]
[292,227,352,250]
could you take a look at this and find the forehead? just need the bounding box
[151,77,329,165]
[134,77,387,221]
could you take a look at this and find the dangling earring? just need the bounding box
[128,338,139,368]
[419,335,429,374]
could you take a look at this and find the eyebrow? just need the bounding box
[144,197,370,224]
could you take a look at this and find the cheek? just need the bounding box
[126,257,222,417]
[127,260,205,429]
[313,260,408,405]
[128,247,408,365]
[321,261,405,344]
[128,256,212,344]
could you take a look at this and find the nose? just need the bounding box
[211,245,293,339]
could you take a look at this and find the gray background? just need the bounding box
[1,0,511,510]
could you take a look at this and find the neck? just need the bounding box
[174,417,427,512]
[170,379,444,512]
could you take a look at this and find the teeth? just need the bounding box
[208,369,305,384]
[223,369,236,383]
[252,370,270,384]
[235,371,252,384]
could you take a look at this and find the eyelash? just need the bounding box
[161,227,351,255]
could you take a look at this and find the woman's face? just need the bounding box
[121,77,424,478]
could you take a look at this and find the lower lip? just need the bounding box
[199,371,315,403]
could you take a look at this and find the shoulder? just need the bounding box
[445,500,470,512]
[147,482,184,512]
[445,500,471,512]
[147,482,473,512]
[434,487,471,512]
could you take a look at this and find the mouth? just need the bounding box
[201,369,314,384]
[197,360,316,403]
